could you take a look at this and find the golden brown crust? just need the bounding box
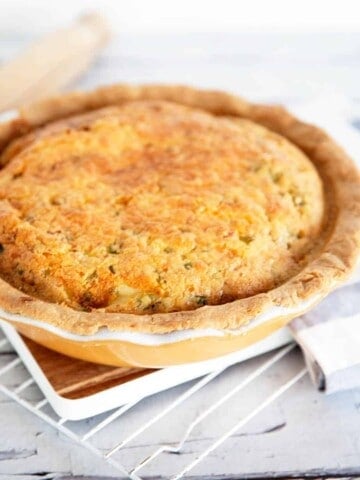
[0,84,358,334]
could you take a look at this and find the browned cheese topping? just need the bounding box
[0,101,324,314]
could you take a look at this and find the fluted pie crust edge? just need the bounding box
[0,84,359,335]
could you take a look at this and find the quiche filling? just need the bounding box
[0,100,324,314]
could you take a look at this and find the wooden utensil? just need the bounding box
[0,13,110,112]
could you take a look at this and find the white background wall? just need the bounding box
[0,0,359,35]
[0,0,359,116]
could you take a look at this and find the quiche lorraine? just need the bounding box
[0,84,358,367]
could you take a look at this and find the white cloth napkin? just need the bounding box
[290,269,360,393]
[289,93,360,393]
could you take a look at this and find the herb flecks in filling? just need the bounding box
[0,101,324,314]
[194,295,208,306]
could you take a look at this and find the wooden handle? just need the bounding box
[0,13,111,112]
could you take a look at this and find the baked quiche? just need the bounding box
[0,84,359,341]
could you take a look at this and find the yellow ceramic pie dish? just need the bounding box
[0,295,320,367]
[0,84,359,368]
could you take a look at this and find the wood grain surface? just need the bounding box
[23,338,151,400]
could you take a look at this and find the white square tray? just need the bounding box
[1,320,292,420]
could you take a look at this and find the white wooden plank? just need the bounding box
[1,349,360,478]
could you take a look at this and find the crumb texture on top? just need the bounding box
[0,100,324,314]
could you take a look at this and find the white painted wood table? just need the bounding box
[1,32,360,479]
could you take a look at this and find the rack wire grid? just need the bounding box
[0,327,307,479]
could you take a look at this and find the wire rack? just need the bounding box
[0,327,307,479]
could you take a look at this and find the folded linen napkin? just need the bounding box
[289,93,360,393]
[290,269,360,393]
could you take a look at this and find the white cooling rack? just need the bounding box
[0,326,308,479]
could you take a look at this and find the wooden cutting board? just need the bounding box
[22,336,153,400]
